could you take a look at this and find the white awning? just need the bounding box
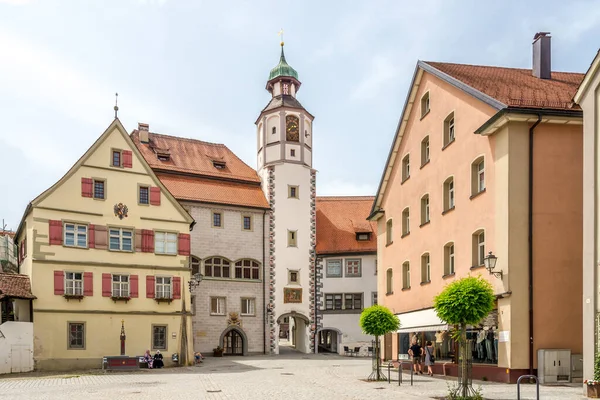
[396,308,448,333]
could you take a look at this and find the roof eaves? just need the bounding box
[369,62,422,220]
[475,107,583,135]
[419,61,507,111]
[574,49,600,104]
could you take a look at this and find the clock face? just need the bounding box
[286,115,299,142]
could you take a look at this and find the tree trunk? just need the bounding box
[375,335,381,380]
[460,324,468,397]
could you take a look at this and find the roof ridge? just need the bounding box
[424,60,585,76]
[143,131,227,147]
[317,196,375,201]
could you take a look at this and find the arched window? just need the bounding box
[204,257,231,278]
[235,259,260,280]
[472,230,485,267]
[386,268,393,294]
[471,156,485,196]
[421,253,430,283]
[190,255,201,275]
[444,242,455,275]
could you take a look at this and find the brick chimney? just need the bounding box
[138,123,149,143]
[532,32,551,79]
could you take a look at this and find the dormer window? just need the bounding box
[213,161,226,170]
[157,154,170,161]
[356,233,371,241]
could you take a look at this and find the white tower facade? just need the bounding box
[256,43,316,354]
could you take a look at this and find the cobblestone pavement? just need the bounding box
[0,352,587,399]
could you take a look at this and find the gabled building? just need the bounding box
[15,118,195,370]
[574,48,600,388]
[315,196,377,355]
[369,33,584,382]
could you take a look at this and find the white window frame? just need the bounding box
[155,276,172,299]
[421,92,430,117]
[402,154,410,181]
[326,259,342,277]
[448,117,455,142]
[241,298,256,316]
[448,244,455,274]
[112,274,130,297]
[402,208,410,235]
[421,195,430,224]
[478,160,485,192]
[421,253,431,283]
[109,228,133,252]
[449,180,455,209]
[423,137,430,163]
[155,231,177,255]
[64,223,88,248]
[386,268,393,294]
[211,297,226,315]
[371,291,378,306]
[478,232,485,266]
[65,271,83,296]
[386,219,393,245]
[402,262,410,289]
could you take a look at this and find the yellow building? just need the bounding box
[15,118,195,371]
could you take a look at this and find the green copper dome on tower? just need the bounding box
[268,43,299,81]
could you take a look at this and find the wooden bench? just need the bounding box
[102,356,141,370]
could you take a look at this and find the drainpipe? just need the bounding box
[528,115,541,376]
[262,210,266,355]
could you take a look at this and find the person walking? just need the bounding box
[424,340,435,376]
[408,337,423,375]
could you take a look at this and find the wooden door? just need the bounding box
[384,333,393,361]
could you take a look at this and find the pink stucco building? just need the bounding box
[369,33,584,383]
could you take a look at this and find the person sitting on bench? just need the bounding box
[153,350,164,369]
[143,350,154,369]
[194,352,205,364]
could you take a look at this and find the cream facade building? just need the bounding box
[369,33,584,383]
[574,49,600,389]
[15,119,195,370]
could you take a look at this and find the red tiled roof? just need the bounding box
[156,173,269,209]
[316,196,377,255]
[425,61,585,110]
[0,273,36,300]
[131,130,261,183]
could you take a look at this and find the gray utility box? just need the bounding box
[537,349,571,384]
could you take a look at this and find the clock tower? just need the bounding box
[256,42,317,354]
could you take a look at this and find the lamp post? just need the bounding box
[188,272,203,292]
[484,251,502,279]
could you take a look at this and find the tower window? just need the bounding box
[288,185,299,199]
[283,83,289,95]
[272,127,277,135]
[290,149,296,157]
[287,230,297,247]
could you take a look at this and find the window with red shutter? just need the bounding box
[173,277,181,299]
[88,225,96,249]
[102,273,112,297]
[49,220,63,245]
[141,230,154,253]
[146,275,155,298]
[150,187,161,206]
[123,150,133,168]
[130,275,139,298]
[83,272,93,296]
[81,177,93,198]
[54,271,65,295]
[178,233,190,256]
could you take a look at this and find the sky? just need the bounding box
[1,0,599,230]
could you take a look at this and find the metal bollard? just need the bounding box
[399,362,402,385]
[388,363,391,384]
[410,363,413,386]
[516,375,539,400]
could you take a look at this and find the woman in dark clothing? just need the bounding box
[153,350,164,368]
[424,340,435,376]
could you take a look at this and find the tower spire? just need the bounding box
[114,92,119,119]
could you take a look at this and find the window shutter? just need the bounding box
[173,277,181,299]
[88,224,95,249]
[49,220,63,245]
[150,187,161,206]
[146,275,155,298]
[102,273,112,297]
[83,272,93,296]
[130,275,139,298]
[135,229,142,252]
[142,230,154,253]
[54,270,64,295]
[123,150,133,168]
[94,225,107,250]
[178,233,190,256]
[81,177,93,197]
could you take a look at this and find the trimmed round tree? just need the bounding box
[360,305,400,380]
[434,276,495,397]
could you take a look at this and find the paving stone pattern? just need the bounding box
[0,351,587,400]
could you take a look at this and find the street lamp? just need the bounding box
[484,251,503,279]
[188,272,203,292]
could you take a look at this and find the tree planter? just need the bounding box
[213,348,224,357]
[588,385,600,398]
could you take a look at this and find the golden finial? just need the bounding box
[278,28,284,46]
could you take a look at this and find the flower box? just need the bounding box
[213,347,224,357]
[111,296,131,303]
[63,294,84,302]
[587,381,600,398]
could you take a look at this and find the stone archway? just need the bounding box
[219,326,248,356]
[276,311,311,354]
[315,327,342,354]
